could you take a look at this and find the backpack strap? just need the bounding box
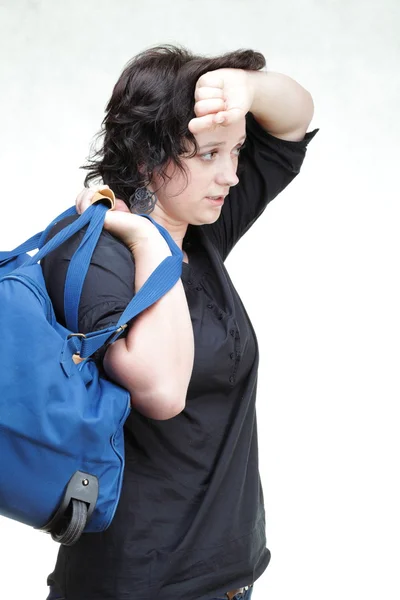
[23,203,106,265]
[62,210,183,358]
[63,204,109,332]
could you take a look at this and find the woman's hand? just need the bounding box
[75,186,157,253]
[188,68,255,134]
[75,185,130,215]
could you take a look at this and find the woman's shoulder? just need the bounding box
[42,214,134,277]
[46,214,131,251]
[44,214,132,262]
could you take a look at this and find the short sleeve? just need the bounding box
[41,215,135,339]
[201,112,319,260]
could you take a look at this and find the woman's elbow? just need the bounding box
[129,387,186,420]
[103,340,189,419]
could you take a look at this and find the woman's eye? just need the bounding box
[231,144,246,157]
[200,144,246,161]
[200,151,218,161]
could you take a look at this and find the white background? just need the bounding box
[1,1,399,599]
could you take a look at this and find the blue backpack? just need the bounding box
[0,199,182,545]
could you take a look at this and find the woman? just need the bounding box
[42,44,318,600]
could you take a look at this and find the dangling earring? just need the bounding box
[129,186,157,214]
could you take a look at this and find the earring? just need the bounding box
[129,186,157,214]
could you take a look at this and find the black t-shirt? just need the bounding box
[42,114,318,600]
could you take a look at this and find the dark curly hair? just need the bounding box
[81,44,266,212]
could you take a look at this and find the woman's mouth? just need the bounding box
[206,196,224,206]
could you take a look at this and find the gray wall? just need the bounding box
[1,1,399,598]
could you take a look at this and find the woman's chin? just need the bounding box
[192,210,222,226]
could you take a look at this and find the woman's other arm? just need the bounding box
[101,211,194,421]
[247,70,315,140]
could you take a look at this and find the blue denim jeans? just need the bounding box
[46,583,254,599]
[212,585,253,599]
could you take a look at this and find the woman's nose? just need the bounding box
[215,161,239,188]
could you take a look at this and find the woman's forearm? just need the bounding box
[103,230,194,420]
[247,70,314,141]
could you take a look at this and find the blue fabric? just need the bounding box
[0,204,183,539]
[63,203,109,332]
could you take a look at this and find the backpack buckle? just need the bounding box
[105,323,128,345]
[67,333,87,365]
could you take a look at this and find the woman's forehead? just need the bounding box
[195,119,246,148]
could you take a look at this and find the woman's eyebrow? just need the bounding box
[199,135,247,150]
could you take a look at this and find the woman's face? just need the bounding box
[151,119,246,227]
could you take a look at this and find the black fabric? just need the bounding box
[43,113,318,600]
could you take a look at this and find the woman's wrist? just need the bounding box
[130,224,171,255]
[131,228,172,290]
